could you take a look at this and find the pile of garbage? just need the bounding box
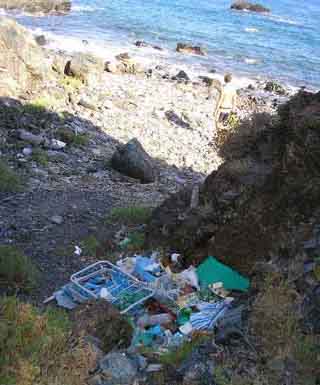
[48,253,250,353]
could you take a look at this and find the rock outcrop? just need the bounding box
[0,17,51,96]
[64,53,105,85]
[264,80,287,95]
[111,138,158,183]
[230,1,270,13]
[0,0,71,13]
[147,91,320,273]
[176,43,206,56]
[105,53,144,75]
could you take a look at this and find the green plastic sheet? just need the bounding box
[196,256,250,292]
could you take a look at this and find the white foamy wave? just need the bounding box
[244,58,260,65]
[245,27,259,33]
[268,14,301,26]
[72,5,103,13]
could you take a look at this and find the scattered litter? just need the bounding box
[190,298,233,330]
[53,261,154,313]
[50,251,249,355]
[171,253,180,263]
[146,364,163,372]
[74,245,82,256]
[197,256,250,292]
[137,313,172,328]
[119,237,132,249]
[179,321,193,335]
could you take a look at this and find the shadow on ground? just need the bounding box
[0,96,205,300]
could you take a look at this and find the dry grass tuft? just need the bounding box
[0,297,97,385]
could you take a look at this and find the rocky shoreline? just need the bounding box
[2,14,317,385]
[0,15,292,294]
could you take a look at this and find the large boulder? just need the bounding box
[0,17,51,96]
[0,0,71,13]
[111,138,158,183]
[64,53,105,85]
[176,43,206,56]
[230,1,270,13]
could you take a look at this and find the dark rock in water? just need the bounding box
[135,40,163,51]
[35,34,47,46]
[264,81,287,95]
[111,138,158,183]
[135,40,148,48]
[0,17,51,96]
[231,1,270,13]
[172,70,190,82]
[176,43,206,56]
[0,0,71,13]
[71,300,133,354]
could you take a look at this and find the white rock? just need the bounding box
[48,139,66,150]
[22,147,33,156]
[50,215,63,225]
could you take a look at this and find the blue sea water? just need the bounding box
[7,0,320,89]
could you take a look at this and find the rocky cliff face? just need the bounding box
[0,0,71,13]
[0,17,52,96]
[147,90,320,273]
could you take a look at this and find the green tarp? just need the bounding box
[196,256,250,292]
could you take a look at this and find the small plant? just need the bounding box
[81,235,100,256]
[213,366,231,385]
[31,148,49,167]
[127,231,145,250]
[0,160,21,192]
[108,206,153,225]
[226,112,240,130]
[57,128,89,147]
[251,273,319,384]
[0,245,38,292]
[22,96,57,114]
[59,76,83,91]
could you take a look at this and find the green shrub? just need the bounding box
[0,161,21,193]
[0,245,38,292]
[57,129,89,147]
[81,235,100,256]
[0,297,96,385]
[21,96,58,115]
[31,148,49,167]
[108,206,152,225]
[59,76,83,91]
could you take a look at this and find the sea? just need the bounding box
[3,0,320,89]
